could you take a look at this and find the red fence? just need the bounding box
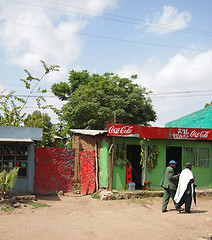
[80,150,95,195]
[34,147,75,194]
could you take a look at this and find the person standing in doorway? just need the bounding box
[174,162,195,213]
[160,160,180,212]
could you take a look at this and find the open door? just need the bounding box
[127,145,142,189]
[166,146,182,174]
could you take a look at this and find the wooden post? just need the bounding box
[108,138,112,190]
[95,143,99,191]
[141,145,147,187]
[109,112,116,191]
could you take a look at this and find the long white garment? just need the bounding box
[174,168,194,204]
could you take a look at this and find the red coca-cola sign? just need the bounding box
[171,128,211,140]
[107,123,212,140]
[108,123,140,136]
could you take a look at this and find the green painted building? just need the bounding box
[100,107,212,190]
[108,136,212,190]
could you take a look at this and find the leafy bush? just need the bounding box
[0,167,20,200]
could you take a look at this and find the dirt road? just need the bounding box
[0,194,212,240]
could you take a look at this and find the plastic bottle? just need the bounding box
[128,182,135,191]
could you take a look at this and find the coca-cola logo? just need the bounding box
[108,125,133,135]
[172,128,210,139]
[108,126,120,134]
[190,130,209,139]
[120,126,133,134]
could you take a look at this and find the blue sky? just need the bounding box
[0,0,212,127]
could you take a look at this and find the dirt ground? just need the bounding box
[0,193,212,240]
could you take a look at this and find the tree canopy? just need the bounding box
[205,100,212,108]
[24,110,54,147]
[0,60,60,126]
[24,110,68,147]
[52,70,157,130]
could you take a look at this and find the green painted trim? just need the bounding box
[99,139,109,188]
[121,134,140,138]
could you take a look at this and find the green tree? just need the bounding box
[52,123,68,139]
[51,70,157,130]
[0,61,60,126]
[205,101,212,108]
[24,110,54,147]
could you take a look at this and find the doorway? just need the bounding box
[127,145,141,189]
[166,146,182,174]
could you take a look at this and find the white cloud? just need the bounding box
[0,5,84,69]
[83,0,118,14]
[0,0,119,123]
[146,5,191,35]
[117,51,212,126]
[0,0,118,77]
[119,51,212,93]
[154,51,212,90]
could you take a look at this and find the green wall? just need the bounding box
[146,139,212,189]
[99,139,109,188]
[113,137,212,189]
[112,165,126,190]
[113,137,140,190]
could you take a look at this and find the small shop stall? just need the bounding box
[107,123,212,190]
[0,126,42,193]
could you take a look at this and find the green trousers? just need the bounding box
[162,188,177,212]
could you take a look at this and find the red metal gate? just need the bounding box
[34,147,75,194]
[80,150,95,195]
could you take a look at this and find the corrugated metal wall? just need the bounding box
[34,147,75,194]
[80,150,95,194]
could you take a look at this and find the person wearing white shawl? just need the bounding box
[174,162,195,213]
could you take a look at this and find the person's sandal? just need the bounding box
[176,207,184,213]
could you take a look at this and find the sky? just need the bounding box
[0,0,212,127]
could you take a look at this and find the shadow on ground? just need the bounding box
[36,194,62,201]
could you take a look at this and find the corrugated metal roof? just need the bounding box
[165,105,212,128]
[0,138,33,142]
[0,126,42,141]
[70,129,107,136]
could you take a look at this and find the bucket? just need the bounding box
[128,182,135,191]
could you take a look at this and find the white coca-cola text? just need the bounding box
[190,130,209,139]
[108,125,133,135]
[172,128,209,139]
[108,126,120,134]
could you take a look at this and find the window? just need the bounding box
[183,147,210,168]
[0,144,28,177]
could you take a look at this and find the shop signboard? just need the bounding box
[107,124,212,140]
[170,127,212,140]
[107,123,140,137]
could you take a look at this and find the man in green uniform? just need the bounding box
[160,160,180,212]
